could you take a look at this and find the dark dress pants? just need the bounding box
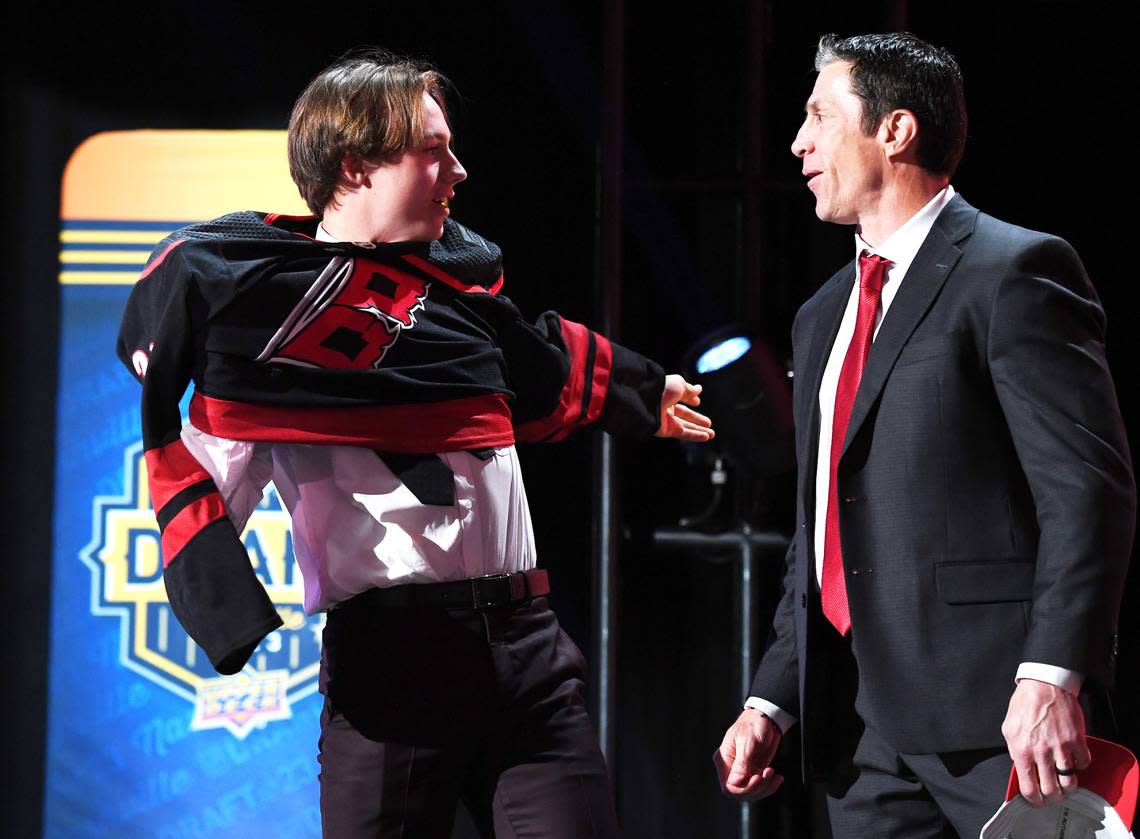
[808,608,1012,839]
[318,596,620,838]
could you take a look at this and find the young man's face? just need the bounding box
[791,61,884,227]
[363,91,467,242]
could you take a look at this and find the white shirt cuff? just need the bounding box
[1015,662,1083,696]
[743,697,797,734]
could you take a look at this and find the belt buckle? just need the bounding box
[470,573,512,609]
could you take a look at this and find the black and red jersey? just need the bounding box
[117,212,664,674]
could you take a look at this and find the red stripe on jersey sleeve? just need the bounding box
[516,318,612,443]
[145,438,214,512]
[161,493,228,567]
[138,239,186,281]
[584,331,613,426]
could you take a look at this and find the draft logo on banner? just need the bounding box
[83,441,323,739]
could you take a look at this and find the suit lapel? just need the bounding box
[840,195,978,459]
[797,265,854,520]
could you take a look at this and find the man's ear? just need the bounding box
[879,109,920,164]
[340,153,372,189]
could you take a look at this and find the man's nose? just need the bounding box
[448,151,467,184]
[791,121,811,157]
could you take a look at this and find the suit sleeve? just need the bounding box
[116,240,283,675]
[748,305,808,716]
[497,308,665,442]
[748,538,801,718]
[988,236,1135,685]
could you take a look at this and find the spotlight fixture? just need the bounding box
[695,336,752,375]
[684,326,793,483]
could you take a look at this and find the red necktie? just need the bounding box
[821,251,890,635]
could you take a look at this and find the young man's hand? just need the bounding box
[656,375,715,441]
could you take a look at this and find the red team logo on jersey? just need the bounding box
[257,256,429,369]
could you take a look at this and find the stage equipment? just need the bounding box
[679,326,794,529]
[650,327,795,839]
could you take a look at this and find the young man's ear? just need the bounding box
[340,154,372,189]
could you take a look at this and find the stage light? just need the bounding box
[685,327,792,481]
[696,336,751,374]
[679,326,794,528]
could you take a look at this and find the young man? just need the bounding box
[714,33,1133,838]
[118,51,711,837]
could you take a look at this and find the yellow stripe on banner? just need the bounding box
[60,271,142,285]
[60,251,149,265]
[59,230,174,245]
[60,130,306,286]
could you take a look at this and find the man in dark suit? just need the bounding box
[714,33,1134,837]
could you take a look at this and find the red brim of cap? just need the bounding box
[1004,735,1139,829]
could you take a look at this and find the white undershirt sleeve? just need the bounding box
[743,696,797,734]
[1015,662,1083,696]
[180,424,274,532]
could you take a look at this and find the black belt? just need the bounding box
[338,569,550,611]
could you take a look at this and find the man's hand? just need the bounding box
[656,374,714,441]
[714,709,783,799]
[1001,678,1091,806]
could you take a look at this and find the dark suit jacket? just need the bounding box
[750,195,1135,757]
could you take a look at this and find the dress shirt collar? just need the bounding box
[854,185,955,280]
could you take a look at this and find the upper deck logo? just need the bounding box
[82,441,323,739]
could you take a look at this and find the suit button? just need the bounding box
[801,520,807,529]
[800,593,807,608]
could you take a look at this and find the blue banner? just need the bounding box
[45,134,321,838]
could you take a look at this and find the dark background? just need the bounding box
[3,1,1135,837]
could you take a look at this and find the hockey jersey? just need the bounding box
[117,212,664,674]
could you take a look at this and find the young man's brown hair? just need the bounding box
[287,49,450,216]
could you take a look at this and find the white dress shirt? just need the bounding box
[747,187,1080,733]
[181,430,537,614]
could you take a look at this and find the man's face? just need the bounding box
[791,61,884,227]
[365,92,467,242]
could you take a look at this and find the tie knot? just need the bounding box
[858,251,890,295]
